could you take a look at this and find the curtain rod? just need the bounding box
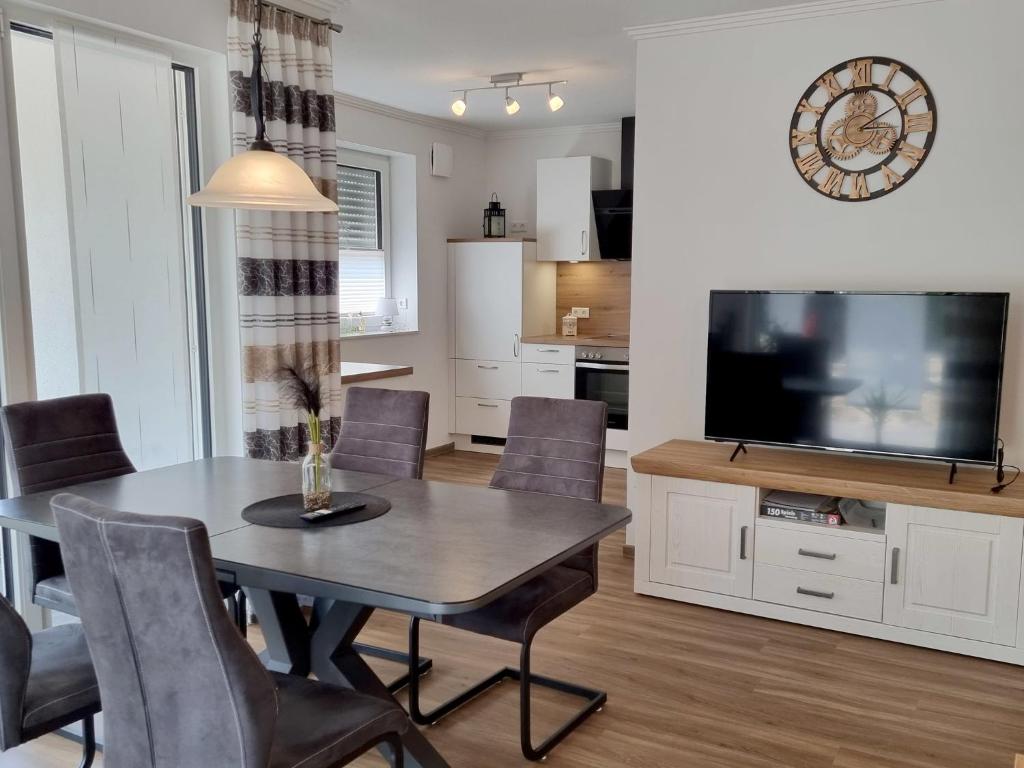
[258,0,344,34]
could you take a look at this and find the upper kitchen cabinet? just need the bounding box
[537,156,612,262]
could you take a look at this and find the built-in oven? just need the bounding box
[575,346,629,431]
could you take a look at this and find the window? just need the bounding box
[338,150,390,315]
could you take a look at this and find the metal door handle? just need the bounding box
[798,548,837,561]
[539,348,561,353]
[514,333,520,358]
[891,547,900,585]
[537,368,560,373]
[476,403,499,408]
[477,365,499,370]
[739,526,749,560]
[581,230,586,255]
[797,587,834,600]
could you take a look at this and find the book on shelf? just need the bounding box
[760,490,842,526]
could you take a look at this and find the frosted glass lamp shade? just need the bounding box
[186,148,338,212]
[375,298,400,317]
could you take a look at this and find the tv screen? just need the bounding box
[705,291,1009,464]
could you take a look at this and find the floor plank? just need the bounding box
[7,451,1024,767]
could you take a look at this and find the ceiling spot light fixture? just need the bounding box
[451,91,467,116]
[547,84,564,112]
[448,73,568,118]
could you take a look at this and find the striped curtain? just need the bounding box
[229,0,342,460]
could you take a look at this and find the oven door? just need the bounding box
[575,362,629,430]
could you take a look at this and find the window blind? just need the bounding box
[338,164,381,250]
[338,251,386,314]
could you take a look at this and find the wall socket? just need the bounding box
[398,298,409,310]
[509,221,528,234]
[571,307,590,319]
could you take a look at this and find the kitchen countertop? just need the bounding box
[520,334,629,348]
[340,362,414,384]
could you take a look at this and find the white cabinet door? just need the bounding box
[649,477,756,598]
[451,243,522,361]
[884,504,1023,646]
[536,157,609,262]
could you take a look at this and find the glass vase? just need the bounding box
[301,442,332,511]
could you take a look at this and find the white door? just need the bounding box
[884,504,1023,646]
[451,242,522,361]
[649,477,756,598]
[537,157,592,261]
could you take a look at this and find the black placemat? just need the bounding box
[241,492,391,529]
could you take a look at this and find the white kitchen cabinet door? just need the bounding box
[522,363,574,399]
[536,156,611,262]
[450,242,523,361]
[884,504,1023,646]
[649,477,756,598]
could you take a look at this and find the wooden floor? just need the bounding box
[7,451,1024,767]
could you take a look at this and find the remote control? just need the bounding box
[300,501,367,523]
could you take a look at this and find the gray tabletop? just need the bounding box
[0,458,631,616]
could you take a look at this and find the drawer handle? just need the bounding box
[476,403,499,408]
[477,365,499,370]
[537,369,560,373]
[739,526,749,560]
[891,547,900,585]
[796,587,834,600]
[539,348,561,353]
[797,548,837,561]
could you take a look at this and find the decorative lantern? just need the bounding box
[483,193,506,238]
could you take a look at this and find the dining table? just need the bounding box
[0,457,632,768]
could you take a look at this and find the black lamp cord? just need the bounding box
[992,439,1020,494]
[249,0,272,151]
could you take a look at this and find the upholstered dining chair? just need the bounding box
[0,593,100,767]
[0,394,248,634]
[327,386,431,692]
[52,493,408,768]
[406,396,608,761]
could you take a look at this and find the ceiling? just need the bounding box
[331,0,817,131]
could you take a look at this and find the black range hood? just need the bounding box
[592,117,634,261]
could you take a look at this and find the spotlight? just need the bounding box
[547,84,564,112]
[505,88,520,116]
[451,91,467,117]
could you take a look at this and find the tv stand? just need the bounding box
[729,442,748,462]
[949,462,958,485]
[631,440,1024,667]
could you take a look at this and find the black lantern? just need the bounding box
[483,193,506,238]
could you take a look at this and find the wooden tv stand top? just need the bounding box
[630,440,1024,518]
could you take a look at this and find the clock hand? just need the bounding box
[862,105,900,130]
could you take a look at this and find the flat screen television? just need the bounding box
[705,291,1009,465]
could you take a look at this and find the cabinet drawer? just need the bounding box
[455,359,521,400]
[454,397,511,438]
[522,363,574,399]
[754,563,882,622]
[755,525,886,582]
[522,343,574,365]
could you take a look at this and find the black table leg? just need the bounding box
[244,588,311,676]
[311,599,452,768]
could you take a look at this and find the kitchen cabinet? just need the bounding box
[649,477,756,598]
[522,362,574,399]
[536,156,612,262]
[883,504,1023,645]
[448,240,555,438]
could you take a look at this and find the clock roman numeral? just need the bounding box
[795,148,825,179]
[881,164,904,190]
[817,167,845,197]
[849,59,873,88]
[848,173,870,200]
[790,128,817,148]
[881,62,902,90]
[798,99,825,117]
[816,71,844,99]
[896,81,928,109]
[904,111,934,134]
[897,141,926,168]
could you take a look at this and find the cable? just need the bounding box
[992,439,1020,494]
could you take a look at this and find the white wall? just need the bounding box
[630,0,1024,467]
[484,124,622,236]
[334,97,487,448]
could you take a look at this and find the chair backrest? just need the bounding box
[490,397,608,579]
[0,595,31,751]
[329,387,429,479]
[1,394,136,587]
[52,494,277,768]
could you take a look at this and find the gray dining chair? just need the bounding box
[407,396,608,761]
[0,394,248,634]
[0,593,99,767]
[52,493,408,768]
[328,386,432,693]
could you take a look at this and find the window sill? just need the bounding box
[340,329,419,340]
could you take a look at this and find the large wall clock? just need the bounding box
[789,57,936,201]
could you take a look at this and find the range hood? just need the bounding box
[591,117,634,260]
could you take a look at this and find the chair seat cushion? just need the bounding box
[22,623,99,737]
[441,565,595,643]
[33,575,77,616]
[268,673,408,768]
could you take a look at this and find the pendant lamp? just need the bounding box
[187,1,338,212]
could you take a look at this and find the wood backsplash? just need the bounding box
[556,261,631,337]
